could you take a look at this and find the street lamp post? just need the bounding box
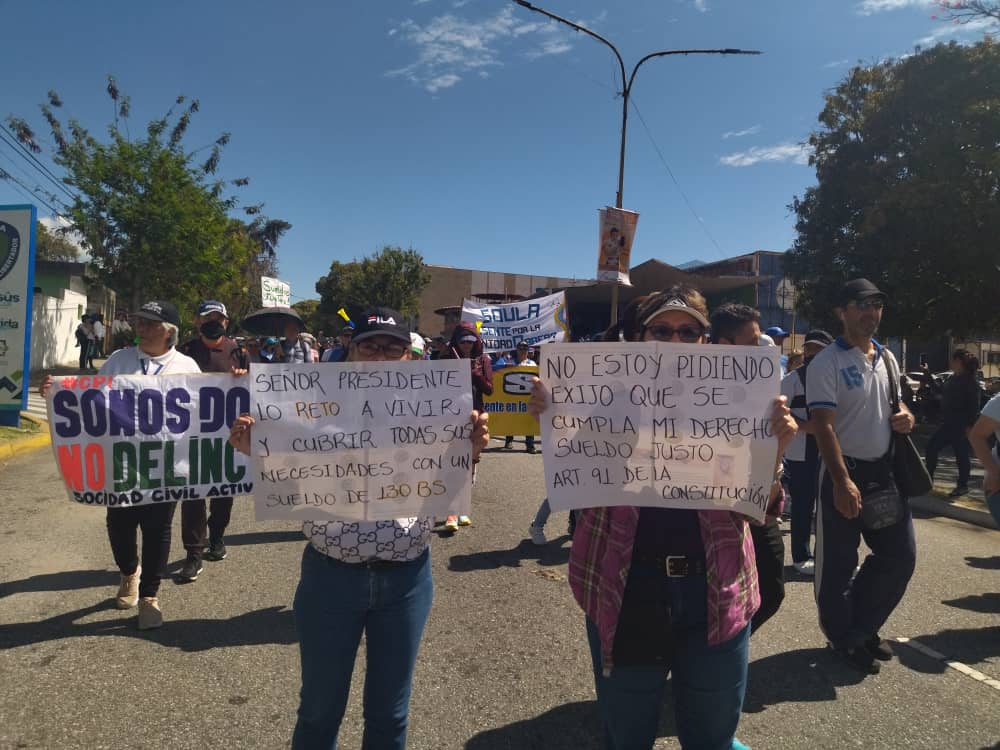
[512,0,760,323]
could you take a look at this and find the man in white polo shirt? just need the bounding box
[806,279,916,675]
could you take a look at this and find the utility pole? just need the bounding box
[512,0,760,324]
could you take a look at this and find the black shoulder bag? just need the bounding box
[885,353,933,499]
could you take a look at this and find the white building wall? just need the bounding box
[30,288,88,369]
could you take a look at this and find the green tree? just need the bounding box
[5,79,289,318]
[35,221,80,262]
[315,246,431,324]
[291,299,324,333]
[785,40,1000,338]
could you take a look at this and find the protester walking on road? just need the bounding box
[807,278,917,675]
[780,329,835,576]
[503,342,538,453]
[41,301,200,630]
[710,302,787,635]
[968,392,1000,526]
[176,300,249,582]
[229,306,489,750]
[440,321,492,530]
[528,286,797,750]
[924,349,981,497]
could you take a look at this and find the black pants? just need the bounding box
[181,498,234,558]
[78,341,90,370]
[750,518,785,635]
[106,502,177,599]
[786,457,819,563]
[925,422,972,487]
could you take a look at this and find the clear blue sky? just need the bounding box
[1,0,991,303]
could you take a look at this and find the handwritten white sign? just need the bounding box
[540,342,781,522]
[261,276,291,308]
[250,361,474,521]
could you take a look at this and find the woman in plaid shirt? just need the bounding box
[529,286,797,750]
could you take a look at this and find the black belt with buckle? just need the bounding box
[633,554,706,577]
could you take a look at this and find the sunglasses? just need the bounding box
[645,324,704,343]
[851,299,885,311]
[356,340,408,358]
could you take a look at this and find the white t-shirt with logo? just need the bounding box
[980,393,1000,467]
[780,368,807,462]
[806,338,896,461]
[98,346,201,376]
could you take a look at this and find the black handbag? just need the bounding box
[885,355,933,498]
[845,454,905,530]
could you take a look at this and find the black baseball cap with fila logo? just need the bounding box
[352,306,411,343]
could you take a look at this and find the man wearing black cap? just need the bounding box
[780,329,834,576]
[321,325,354,363]
[176,300,249,582]
[806,279,916,674]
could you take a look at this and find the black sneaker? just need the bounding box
[178,556,203,582]
[865,635,893,661]
[831,644,881,674]
[205,538,228,561]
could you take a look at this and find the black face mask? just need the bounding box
[200,321,227,340]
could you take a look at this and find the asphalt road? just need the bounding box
[1,439,998,750]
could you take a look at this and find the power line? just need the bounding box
[0,127,77,202]
[0,165,63,217]
[628,94,726,259]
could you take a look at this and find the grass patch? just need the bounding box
[0,418,43,441]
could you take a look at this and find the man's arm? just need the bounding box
[811,407,862,519]
[969,413,1000,496]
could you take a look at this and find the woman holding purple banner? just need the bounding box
[528,285,796,750]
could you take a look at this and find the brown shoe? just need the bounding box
[115,567,141,609]
[137,597,163,630]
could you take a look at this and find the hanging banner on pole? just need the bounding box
[0,205,37,425]
[261,276,291,308]
[461,291,569,354]
[597,207,638,286]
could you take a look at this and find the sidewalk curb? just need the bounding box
[0,430,51,460]
[910,495,998,531]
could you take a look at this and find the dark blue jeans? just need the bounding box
[292,544,434,750]
[586,573,750,750]
[785,457,819,563]
[814,467,916,649]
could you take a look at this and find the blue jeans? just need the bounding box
[531,497,551,528]
[292,544,434,750]
[586,573,750,750]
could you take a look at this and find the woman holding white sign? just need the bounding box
[528,286,796,750]
[229,306,489,750]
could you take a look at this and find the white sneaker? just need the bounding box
[793,560,815,576]
[529,524,547,546]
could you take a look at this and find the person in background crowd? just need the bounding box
[924,349,981,497]
[283,319,315,364]
[75,315,94,370]
[503,342,538,454]
[229,306,490,750]
[300,332,319,362]
[322,325,354,362]
[969,391,1000,527]
[807,278,916,675]
[255,337,283,363]
[440,322,493,531]
[92,313,106,358]
[111,310,133,351]
[780,329,834,577]
[529,286,796,750]
[84,315,98,369]
[492,350,514,369]
[410,332,425,358]
[786,349,805,372]
[41,301,201,630]
[176,300,249,583]
[711,302,786,635]
[766,325,790,375]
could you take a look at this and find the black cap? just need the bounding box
[352,306,410,343]
[133,300,181,327]
[804,329,834,347]
[516,341,531,349]
[839,278,887,306]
